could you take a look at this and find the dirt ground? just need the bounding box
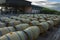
[37,25,60,40]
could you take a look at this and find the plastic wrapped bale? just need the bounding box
[0,22,6,28]
[39,16,44,19]
[16,31,27,40]
[5,19,15,27]
[40,15,47,20]
[24,26,40,40]
[56,17,60,24]
[47,20,54,28]
[15,24,29,31]
[20,19,31,23]
[0,17,9,22]
[14,18,23,21]
[39,19,46,23]
[22,15,27,18]
[0,27,15,36]
[0,31,27,40]
[58,16,60,21]
[37,22,49,33]
[29,20,40,26]
[58,16,60,23]
[30,18,38,21]
[4,19,12,23]
[10,16,18,19]
[53,18,59,26]
[33,15,39,18]
[8,20,21,26]
[7,27,15,32]
[46,17,54,21]
[14,17,21,21]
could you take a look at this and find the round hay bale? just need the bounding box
[20,19,31,23]
[9,20,20,26]
[0,35,8,40]
[0,31,27,40]
[39,19,46,22]
[10,16,17,19]
[29,21,40,26]
[30,18,38,21]
[0,27,15,36]
[4,19,12,23]
[0,22,6,28]
[5,32,20,40]
[38,22,49,33]
[7,27,15,32]
[53,18,59,26]
[0,27,9,36]
[47,20,54,28]
[16,31,27,40]
[15,24,29,31]
[24,26,40,40]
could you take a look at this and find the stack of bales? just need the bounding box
[0,14,60,40]
[0,17,10,22]
[0,26,40,40]
[0,24,30,37]
[0,31,27,40]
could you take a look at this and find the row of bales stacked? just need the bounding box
[0,14,60,40]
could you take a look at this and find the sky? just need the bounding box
[26,0,60,11]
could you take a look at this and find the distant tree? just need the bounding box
[40,7,60,15]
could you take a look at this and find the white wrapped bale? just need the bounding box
[39,19,46,22]
[38,22,49,33]
[1,32,20,40]
[0,17,10,22]
[0,22,6,28]
[30,18,38,21]
[53,18,59,26]
[29,21,40,26]
[27,16,37,20]
[0,31,27,40]
[47,20,54,28]
[4,19,12,23]
[10,16,18,19]
[15,24,29,31]
[58,16,60,23]
[0,28,9,36]
[20,19,31,23]
[47,17,59,26]
[9,20,21,26]
[7,27,15,32]
[16,31,27,40]
[0,35,8,40]
[24,26,40,40]
[39,16,44,19]
[0,27,15,36]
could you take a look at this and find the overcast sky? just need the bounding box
[26,0,60,11]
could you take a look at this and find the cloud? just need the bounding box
[26,0,60,11]
[44,2,60,11]
[26,0,47,2]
